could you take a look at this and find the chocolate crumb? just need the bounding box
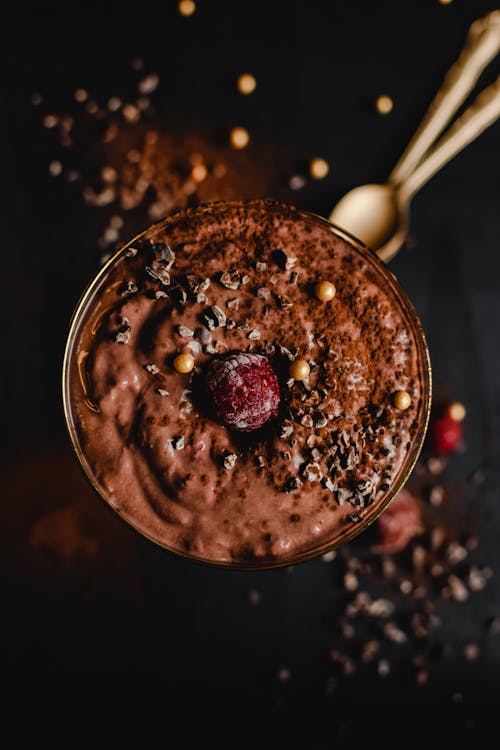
[279,420,294,438]
[194,326,211,344]
[224,453,238,470]
[277,294,293,310]
[177,325,194,337]
[172,435,185,450]
[145,265,170,285]
[118,280,138,296]
[219,271,241,290]
[283,477,303,493]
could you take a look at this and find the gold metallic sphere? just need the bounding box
[393,390,412,410]
[289,359,310,381]
[174,353,195,373]
[314,280,336,301]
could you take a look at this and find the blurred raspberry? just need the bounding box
[371,489,423,554]
[431,415,463,456]
[205,352,280,432]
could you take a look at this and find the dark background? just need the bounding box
[2,0,500,741]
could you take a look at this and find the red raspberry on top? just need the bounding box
[205,352,280,432]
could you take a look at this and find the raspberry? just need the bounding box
[371,489,422,554]
[431,415,463,455]
[205,352,280,432]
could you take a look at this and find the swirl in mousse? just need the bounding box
[63,200,431,568]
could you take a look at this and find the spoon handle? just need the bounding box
[399,75,500,201]
[389,10,500,188]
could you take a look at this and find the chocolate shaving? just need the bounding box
[224,453,238,470]
[283,476,303,493]
[177,325,194,337]
[114,316,131,344]
[146,265,170,285]
[118,280,138,296]
[279,421,294,439]
[172,435,185,450]
[205,305,226,328]
[152,241,175,270]
[219,271,241,290]
[277,294,293,309]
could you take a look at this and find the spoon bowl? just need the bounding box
[329,183,409,262]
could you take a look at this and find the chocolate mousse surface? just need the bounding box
[65,199,430,567]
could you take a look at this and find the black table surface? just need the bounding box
[2,0,500,739]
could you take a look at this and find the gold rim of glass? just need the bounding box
[62,198,432,571]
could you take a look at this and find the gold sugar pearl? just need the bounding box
[229,126,250,149]
[237,73,257,95]
[447,401,466,422]
[174,353,195,373]
[375,95,394,115]
[309,157,329,180]
[289,359,310,381]
[393,390,411,410]
[178,0,196,16]
[314,280,336,302]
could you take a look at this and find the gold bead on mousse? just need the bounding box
[174,353,195,373]
[393,390,411,410]
[289,359,310,381]
[447,401,466,422]
[314,280,336,302]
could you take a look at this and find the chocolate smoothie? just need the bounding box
[63,200,431,567]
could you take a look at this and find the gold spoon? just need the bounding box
[329,10,500,262]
